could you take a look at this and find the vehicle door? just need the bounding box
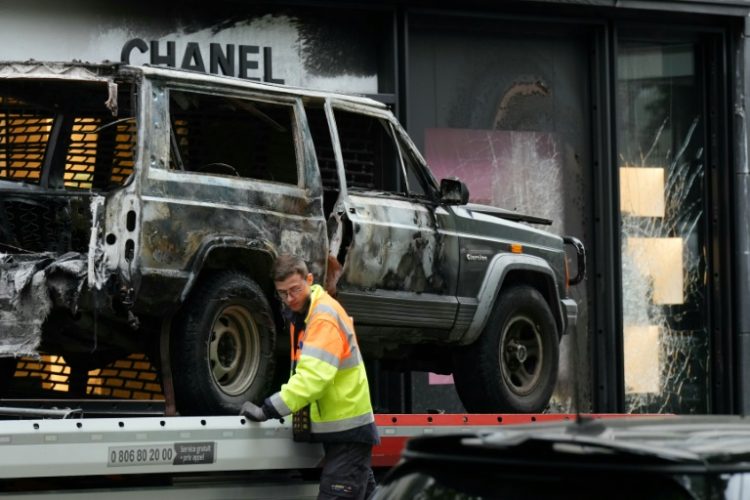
[326,101,459,335]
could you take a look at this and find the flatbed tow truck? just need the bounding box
[0,404,599,499]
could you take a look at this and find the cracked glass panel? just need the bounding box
[407,16,592,413]
[617,41,709,413]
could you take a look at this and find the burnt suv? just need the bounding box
[0,61,584,415]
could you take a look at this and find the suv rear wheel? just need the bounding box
[172,271,276,415]
[453,285,559,413]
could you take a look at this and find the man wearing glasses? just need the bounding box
[240,254,379,500]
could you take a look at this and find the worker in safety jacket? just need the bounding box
[240,253,379,500]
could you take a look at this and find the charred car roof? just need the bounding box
[0,60,389,108]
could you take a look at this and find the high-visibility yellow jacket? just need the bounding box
[266,285,376,440]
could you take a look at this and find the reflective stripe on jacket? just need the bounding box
[268,284,375,436]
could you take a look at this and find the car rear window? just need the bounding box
[0,80,135,190]
[168,90,298,186]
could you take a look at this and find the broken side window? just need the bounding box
[0,81,136,191]
[0,94,51,185]
[395,131,435,199]
[305,105,339,216]
[0,80,135,255]
[333,109,406,194]
[168,90,298,185]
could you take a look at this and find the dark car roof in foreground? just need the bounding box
[401,415,750,473]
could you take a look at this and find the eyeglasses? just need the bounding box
[276,284,305,301]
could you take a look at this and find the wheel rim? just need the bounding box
[499,315,544,397]
[208,304,261,396]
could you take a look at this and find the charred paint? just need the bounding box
[337,195,447,295]
[0,252,87,356]
[0,61,579,410]
[493,78,550,129]
[294,13,379,78]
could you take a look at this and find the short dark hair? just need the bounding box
[272,254,309,282]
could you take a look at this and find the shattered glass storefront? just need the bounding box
[402,7,742,415]
[406,14,592,412]
[617,41,709,413]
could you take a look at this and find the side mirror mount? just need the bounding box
[440,177,470,205]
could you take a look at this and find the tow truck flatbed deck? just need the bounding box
[0,412,623,497]
[0,413,608,477]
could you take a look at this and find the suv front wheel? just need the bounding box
[172,271,276,415]
[453,285,559,413]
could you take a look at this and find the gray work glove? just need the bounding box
[239,401,268,422]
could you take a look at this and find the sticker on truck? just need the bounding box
[107,441,215,467]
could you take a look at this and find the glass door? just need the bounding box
[616,40,709,413]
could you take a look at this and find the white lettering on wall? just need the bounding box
[0,9,377,93]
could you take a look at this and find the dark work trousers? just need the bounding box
[318,442,377,500]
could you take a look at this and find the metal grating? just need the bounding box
[169,92,298,184]
[340,138,377,189]
[64,118,136,190]
[2,199,74,253]
[306,108,338,191]
[86,353,163,400]
[172,116,274,179]
[9,353,164,400]
[0,94,135,190]
[0,95,52,184]
[171,118,189,170]
[13,355,71,392]
[64,117,100,189]
[334,112,377,190]
[111,120,135,185]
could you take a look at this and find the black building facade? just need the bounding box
[3,0,750,414]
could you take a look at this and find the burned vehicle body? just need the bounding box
[0,62,584,415]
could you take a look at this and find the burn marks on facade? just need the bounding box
[294,13,380,78]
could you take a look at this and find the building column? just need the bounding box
[734,16,750,414]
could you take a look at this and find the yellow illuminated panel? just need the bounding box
[626,237,683,304]
[64,117,100,189]
[0,115,52,182]
[111,121,135,184]
[620,167,665,217]
[624,324,660,394]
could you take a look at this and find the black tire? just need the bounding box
[172,271,276,415]
[453,285,559,413]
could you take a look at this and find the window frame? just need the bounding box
[163,85,305,188]
[329,100,438,201]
